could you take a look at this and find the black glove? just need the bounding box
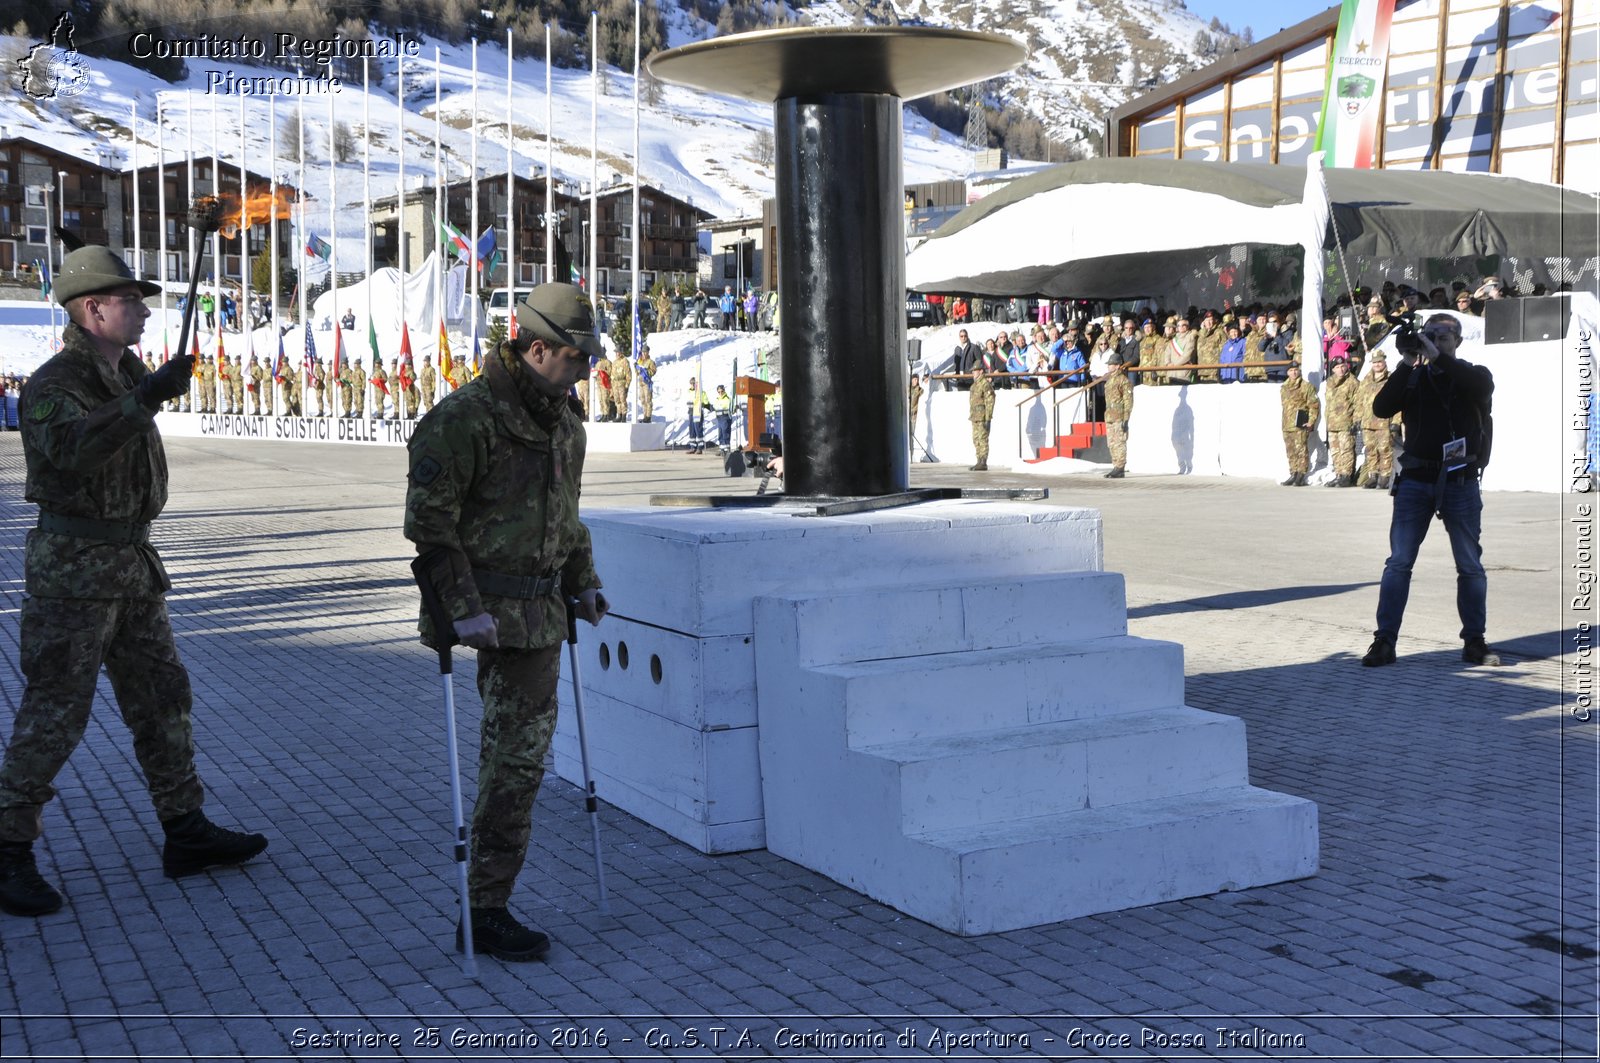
[136,356,194,410]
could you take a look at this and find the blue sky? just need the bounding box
[1188,0,1337,40]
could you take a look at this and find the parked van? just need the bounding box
[485,288,532,328]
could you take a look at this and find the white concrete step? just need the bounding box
[827,635,1183,745]
[899,786,1320,935]
[856,707,1248,833]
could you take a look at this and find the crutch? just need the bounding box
[565,599,611,915]
[410,555,476,976]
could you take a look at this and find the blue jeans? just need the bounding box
[1374,474,1486,642]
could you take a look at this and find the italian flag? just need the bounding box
[1314,0,1398,168]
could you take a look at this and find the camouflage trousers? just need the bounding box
[1283,429,1311,474]
[1108,420,1129,469]
[421,385,435,413]
[972,420,991,464]
[0,596,202,843]
[1358,427,1395,484]
[1330,429,1357,477]
[1197,354,1220,383]
[469,642,562,908]
[406,387,420,419]
[638,384,652,421]
[610,384,630,420]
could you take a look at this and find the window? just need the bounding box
[26,227,46,245]
[25,188,44,207]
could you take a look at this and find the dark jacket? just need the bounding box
[1373,353,1494,474]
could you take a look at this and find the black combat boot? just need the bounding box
[458,906,551,962]
[0,842,63,916]
[161,810,268,878]
[1104,467,1125,479]
[969,462,988,471]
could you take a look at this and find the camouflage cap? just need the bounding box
[54,246,161,305]
[516,282,603,358]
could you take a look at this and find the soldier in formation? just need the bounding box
[1323,356,1360,486]
[1279,362,1320,486]
[419,356,437,414]
[608,353,631,423]
[369,360,389,419]
[1357,352,1399,489]
[634,346,656,422]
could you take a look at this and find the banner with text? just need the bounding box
[1315,0,1398,168]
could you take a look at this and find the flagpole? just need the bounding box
[364,56,373,416]
[328,78,340,419]
[435,46,448,393]
[397,36,408,419]
[130,103,141,300]
[507,28,517,303]
[545,21,554,286]
[589,10,600,424]
[268,94,278,414]
[631,0,642,422]
[471,38,481,370]
[298,92,308,402]
[186,98,197,410]
[210,92,222,355]
[156,97,169,361]
[238,92,251,376]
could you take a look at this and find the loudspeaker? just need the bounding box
[1484,295,1572,344]
[905,337,922,363]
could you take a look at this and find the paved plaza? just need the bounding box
[0,433,1592,1061]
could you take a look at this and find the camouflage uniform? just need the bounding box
[404,344,602,908]
[230,356,246,414]
[247,357,267,415]
[312,361,328,417]
[594,356,615,419]
[908,372,924,441]
[350,362,367,418]
[420,358,437,413]
[1357,360,1399,486]
[1138,329,1164,386]
[634,353,656,421]
[1323,367,1360,480]
[1103,364,1134,472]
[969,372,995,467]
[609,355,632,422]
[369,363,389,419]
[199,357,217,413]
[337,363,355,416]
[1280,373,1320,476]
[0,324,205,843]
[1195,320,1224,383]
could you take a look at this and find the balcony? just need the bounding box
[0,185,22,203]
[64,189,107,208]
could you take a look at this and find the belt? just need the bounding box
[37,512,150,545]
[471,568,560,600]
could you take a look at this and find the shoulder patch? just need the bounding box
[28,399,57,422]
[411,454,444,486]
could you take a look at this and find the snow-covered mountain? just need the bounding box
[3,0,1251,232]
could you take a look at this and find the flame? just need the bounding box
[227,187,296,231]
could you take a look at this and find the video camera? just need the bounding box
[1387,310,1423,357]
[744,431,783,474]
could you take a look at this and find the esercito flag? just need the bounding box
[1314,0,1398,168]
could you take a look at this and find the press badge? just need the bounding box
[1443,437,1468,472]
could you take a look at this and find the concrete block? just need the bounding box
[588,502,1103,637]
[834,636,1186,745]
[569,614,756,730]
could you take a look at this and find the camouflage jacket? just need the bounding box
[1103,368,1134,423]
[969,376,995,422]
[404,345,601,650]
[1357,372,1400,431]
[1280,378,1320,432]
[20,323,171,598]
[1324,373,1360,431]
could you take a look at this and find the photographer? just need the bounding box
[1362,314,1499,668]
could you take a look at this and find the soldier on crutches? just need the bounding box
[404,283,610,964]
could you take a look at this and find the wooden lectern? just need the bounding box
[735,375,778,451]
